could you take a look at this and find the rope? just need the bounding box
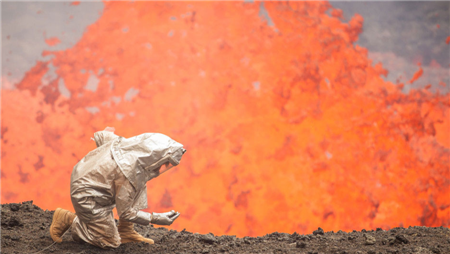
[26,229,69,254]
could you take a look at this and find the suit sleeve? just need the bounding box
[115,177,152,225]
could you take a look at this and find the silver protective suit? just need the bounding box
[69,130,184,248]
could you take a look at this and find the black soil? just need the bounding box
[2,201,450,254]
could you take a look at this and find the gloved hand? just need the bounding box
[151,210,180,225]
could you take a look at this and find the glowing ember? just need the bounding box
[409,64,424,84]
[45,37,61,47]
[2,1,449,237]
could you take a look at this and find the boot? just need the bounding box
[49,208,76,243]
[118,219,154,244]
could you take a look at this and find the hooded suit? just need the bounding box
[69,130,185,248]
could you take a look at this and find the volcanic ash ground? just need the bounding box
[1,201,450,254]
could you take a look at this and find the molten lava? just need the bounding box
[2,1,449,237]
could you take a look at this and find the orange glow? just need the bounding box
[45,37,61,47]
[409,64,423,84]
[2,1,449,237]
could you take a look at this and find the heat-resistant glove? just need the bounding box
[151,210,180,225]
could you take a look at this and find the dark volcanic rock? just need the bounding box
[313,227,325,235]
[9,203,20,211]
[395,234,409,244]
[199,233,217,244]
[364,233,376,245]
[1,201,450,254]
[7,216,23,227]
[296,241,307,248]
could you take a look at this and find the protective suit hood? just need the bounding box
[104,132,185,190]
[94,130,120,147]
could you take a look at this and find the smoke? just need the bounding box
[333,1,450,94]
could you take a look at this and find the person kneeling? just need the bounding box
[49,129,185,248]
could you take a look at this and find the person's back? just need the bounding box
[71,140,116,193]
[70,141,123,224]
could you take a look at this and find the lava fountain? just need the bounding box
[1,1,449,237]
